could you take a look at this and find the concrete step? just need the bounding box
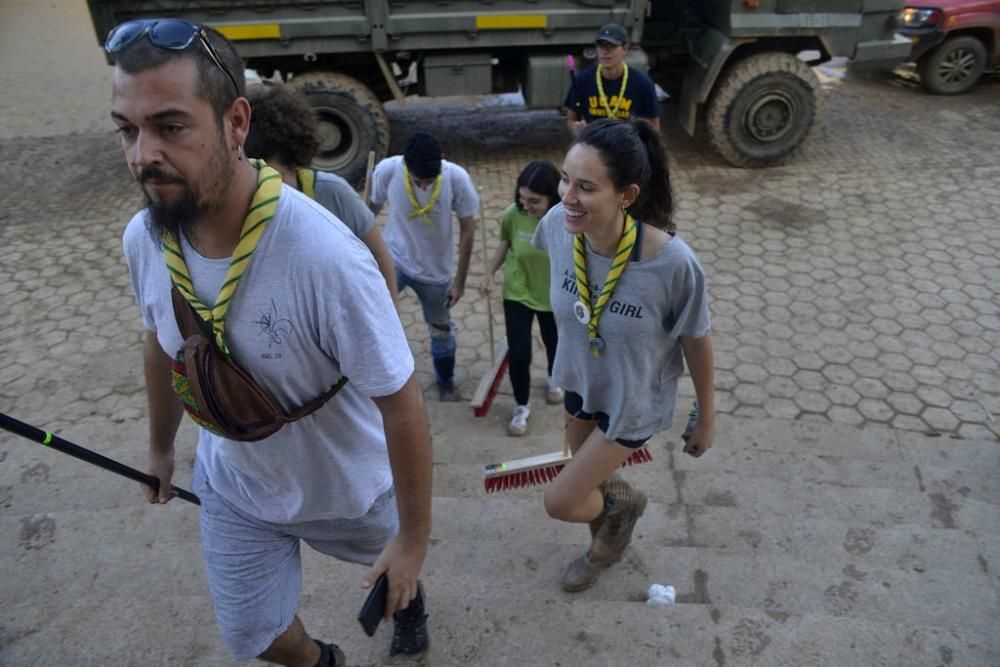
[431,464,998,537]
[3,592,996,666]
[411,538,998,635]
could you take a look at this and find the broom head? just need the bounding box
[470,338,509,417]
[484,447,652,493]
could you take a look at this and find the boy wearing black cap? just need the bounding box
[565,23,661,134]
[369,133,479,401]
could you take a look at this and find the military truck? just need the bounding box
[89,0,910,182]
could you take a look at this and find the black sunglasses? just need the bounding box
[104,19,240,98]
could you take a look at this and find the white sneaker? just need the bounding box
[545,377,564,405]
[508,404,530,436]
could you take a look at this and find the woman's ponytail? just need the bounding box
[629,119,674,232]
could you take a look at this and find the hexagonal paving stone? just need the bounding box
[827,405,865,426]
[916,386,952,408]
[793,390,831,414]
[886,392,923,416]
[733,383,767,406]
[921,406,960,433]
[853,378,890,400]
[857,398,894,422]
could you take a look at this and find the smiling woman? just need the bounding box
[531,118,716,593]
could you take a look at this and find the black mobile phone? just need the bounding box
[358,573,389,637]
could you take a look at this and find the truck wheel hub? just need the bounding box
[313,107,360,170]
[744,92,795,143]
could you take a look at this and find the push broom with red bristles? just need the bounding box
[484,402,698,493]
[470,190,509,417]
[484,445,652,493]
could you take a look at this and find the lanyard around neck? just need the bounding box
[403,164,443,226]
[596,63,629,119]
[162,160,282,356]
[296,168,316,200]
[573,213,638,357]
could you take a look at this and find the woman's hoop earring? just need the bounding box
[236,145,244,161]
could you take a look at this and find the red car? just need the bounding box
[896,1,1000,93]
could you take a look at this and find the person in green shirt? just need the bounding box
[481,161,563,435]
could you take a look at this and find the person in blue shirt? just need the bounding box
[565,23,661,134]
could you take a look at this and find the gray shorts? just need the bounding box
[192,461,399,661]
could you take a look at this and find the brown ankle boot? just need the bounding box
[563,475,636,593]
[587,473,623,539]
[591,481,647,563]
[560,550,611,592]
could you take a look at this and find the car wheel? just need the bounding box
[917,35,988,95]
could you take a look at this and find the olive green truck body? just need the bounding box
[89,0,910,180]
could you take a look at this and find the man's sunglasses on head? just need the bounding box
[104,18,240,97]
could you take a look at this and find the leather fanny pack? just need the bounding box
[170,286,348,442]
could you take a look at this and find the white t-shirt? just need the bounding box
[369,155,479,284]
[123,185,414,523]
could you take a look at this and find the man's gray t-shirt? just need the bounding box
[123,185,414,523]
[532,203,710,440]
[312,170,375,239]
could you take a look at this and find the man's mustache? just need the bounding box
[137,167,183,184]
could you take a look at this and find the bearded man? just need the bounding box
[110,19,432,666]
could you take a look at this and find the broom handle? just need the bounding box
[0,412,200,505]
[362,150,376,204]
[478,188,495,355]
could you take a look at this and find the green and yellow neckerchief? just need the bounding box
[162,160,282,357]
[403,164,443,226]
[296,167,316,200]
[573,213,638,357]
[595,63,630,119]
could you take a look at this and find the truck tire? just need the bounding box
[706,52,821,168]
[917,36,988,95]
[287,71,390,185]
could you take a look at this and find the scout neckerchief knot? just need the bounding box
[162,159,283,357]
[573,213,637,357]
[403,164,443,226]
[596,63,629,119]
[296,167,316,200]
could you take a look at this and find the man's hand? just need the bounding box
[370,375,432,617]
[446,281,465,307]
[362,534,429,618]
[144,447,178,504]
[143,331,184,505]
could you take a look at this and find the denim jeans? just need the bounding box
[396,267,457,388]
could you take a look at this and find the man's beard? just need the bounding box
[139,151,233,245]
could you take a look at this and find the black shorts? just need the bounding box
[563,391,650,449]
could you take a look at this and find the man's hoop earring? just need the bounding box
[236,145,244,161]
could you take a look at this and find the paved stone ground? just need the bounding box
[1,27,999,665]
[2,69,997,439]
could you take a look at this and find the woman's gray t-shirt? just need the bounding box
[532,203,710,440]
